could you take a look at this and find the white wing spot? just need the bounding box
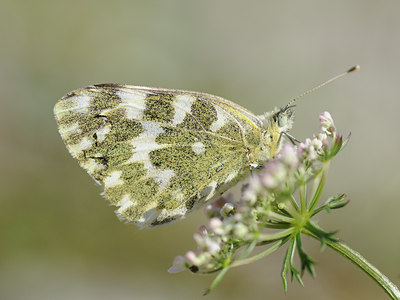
[210,105,227,132]
[141,121,165,135]
[104,171,124,188]
[172,94,196,125]
[59,123,81,136]
[201,180,218,201]
[83,158,106,174]
[116,194,135,214]
[224,170,239,183]
[153,169,176,188]
[192,142,205,155]
[116,89,147,120]
[62,94,91,114]
[172,188,185,202]
[158,205,187,222]
[135,205,159,228]
[95,123,111,143]
[126,122,165,167]
[68,136,94,157]
[125,122,175,187]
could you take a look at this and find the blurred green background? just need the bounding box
[1,1,399,299]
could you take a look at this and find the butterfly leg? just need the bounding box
[278,131,300,145]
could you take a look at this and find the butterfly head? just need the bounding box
[272,104,296,133]
[252,104,296,166]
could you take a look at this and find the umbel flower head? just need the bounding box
[169,112,351,295]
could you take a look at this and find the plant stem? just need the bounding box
[257,227,295,243]
[309,235,400,299]
[269,211,294,223]
[230,239,285,268]
[299,184,307,213]
[308,162,329,211]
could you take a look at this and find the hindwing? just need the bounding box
[54,84,263,227]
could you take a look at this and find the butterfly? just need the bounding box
[54,83,296,228]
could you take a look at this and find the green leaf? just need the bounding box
[296,233,315,277]
[305,221,338,249]
[312,194,350,216]
[281,238,303,291]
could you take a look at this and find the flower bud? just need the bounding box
[319,111,336,136]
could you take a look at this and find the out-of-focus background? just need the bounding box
[1,1,399,299]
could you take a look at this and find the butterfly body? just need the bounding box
[54,84,294,228]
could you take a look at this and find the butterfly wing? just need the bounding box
[54,84,263,227]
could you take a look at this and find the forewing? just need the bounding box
[54,84,262,227]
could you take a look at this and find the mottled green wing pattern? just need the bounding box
[54,84,264,228]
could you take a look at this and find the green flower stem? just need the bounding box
[230,239,285,268]
[204,267,230,295]
[236,240,257,260]
[289,194,300,212]
[309,163,329,211]
[308,233,400,299]
[268,211,294,223]
[257,227,296,243]
[299,184,307,213]
[277,197,302,220]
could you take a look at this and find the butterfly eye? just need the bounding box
[277,114,288,127]
[274,105,295,128]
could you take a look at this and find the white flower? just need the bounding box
[233,223,249,239]
[319,111,336,136]
[168,256,187,273]
[193,233,221,254]
[261,160,287,190]
[185,251,202,266]
[278,143,299,169]
[298,139,318,161]
[209,218,225,235]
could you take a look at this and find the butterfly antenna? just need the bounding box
[287,65,360,107]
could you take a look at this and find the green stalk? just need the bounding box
[299,184,307,213]
[308,163,328,211]
[309,235,400,299]
[230,239,285,268]
[288,194,300,212]
[257,227,295,243]
[268,211,294,223]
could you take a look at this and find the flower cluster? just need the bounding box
[169,112,350,294]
